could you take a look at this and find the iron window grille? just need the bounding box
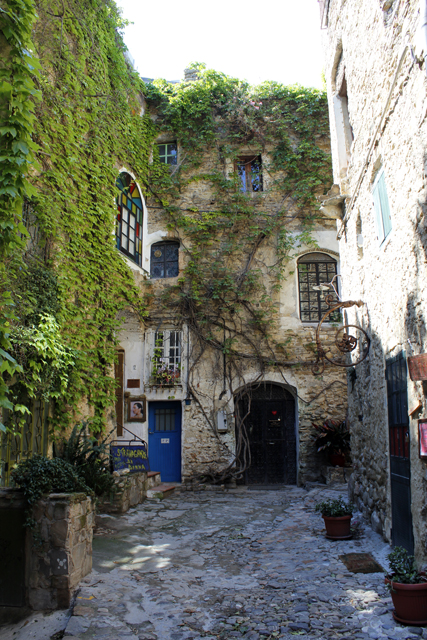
[151,331,182,385]
[298,253,339,323]
[236,156,263,192]
[158,142,177,165]
[150,241,179,278]
[116,172,143,267]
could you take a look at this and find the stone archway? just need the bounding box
[236,383,297,485]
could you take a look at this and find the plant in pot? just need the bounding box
[315,497,354,540]
[312,418,350,467]
[386,546,427,625]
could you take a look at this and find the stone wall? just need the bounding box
[116,104,348,487]
[0,489,94,612]
[321,0,427,560]
[97,470,147,514]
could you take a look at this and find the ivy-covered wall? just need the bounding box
[0,0,347,484]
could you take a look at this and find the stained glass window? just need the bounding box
[150,241,179,279]
[116,172,143,267]
[298,253,339,323]
[158,143,177,165]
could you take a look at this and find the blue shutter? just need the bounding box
[372,170,392,244]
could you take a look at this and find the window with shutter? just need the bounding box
[372,169,392,245]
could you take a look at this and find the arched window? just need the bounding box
[116,172,143,267]
[297,253,338,323]
[150,241,179,278]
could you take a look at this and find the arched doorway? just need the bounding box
[236,383,297,484]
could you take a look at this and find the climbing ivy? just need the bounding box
[142,65,333,481]
[0,0,154,433]
[0,0,333,454]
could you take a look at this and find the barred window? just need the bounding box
[298,253,338,323]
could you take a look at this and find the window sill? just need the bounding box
[118,251,149,276]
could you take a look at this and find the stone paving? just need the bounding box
[2,483,426,640]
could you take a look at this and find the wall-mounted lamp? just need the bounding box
[185,397,192,406]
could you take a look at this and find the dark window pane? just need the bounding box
[150,242,179,279]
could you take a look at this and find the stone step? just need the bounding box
[147,471,161,488]
[146,483,176,499]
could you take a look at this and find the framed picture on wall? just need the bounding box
[418,419,427,458]
[127,396,146,422]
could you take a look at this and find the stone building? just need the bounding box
[0,0,347,490]
[319,0,427,559]
[115,68,348,488]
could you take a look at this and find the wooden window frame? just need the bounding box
[235,155,263,192]
[150,241,179,279]
[158,142,177,165]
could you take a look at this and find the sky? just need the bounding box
[115,0,325,89]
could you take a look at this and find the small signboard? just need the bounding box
[110,442,150,473]
[419,420,427,458]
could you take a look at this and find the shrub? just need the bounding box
[312,419,350,455]
[315,497,354,517]
[387,546,426,584]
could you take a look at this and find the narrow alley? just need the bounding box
[3,484,423,640]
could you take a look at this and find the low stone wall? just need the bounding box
[97,470,147,514]
[0,489,94,614]
[29,492,94,609]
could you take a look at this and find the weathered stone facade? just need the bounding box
[320,0,427,560]
[116,106,348,487]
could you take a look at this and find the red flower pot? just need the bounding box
[323,515,352,539]
[385,577,427,625]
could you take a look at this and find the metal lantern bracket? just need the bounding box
[313,299,371,376]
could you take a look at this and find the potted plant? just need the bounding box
[315,497,354,540]
[312,418,350,467]
[386,546,427,625]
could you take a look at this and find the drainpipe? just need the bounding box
[421,0,427,76]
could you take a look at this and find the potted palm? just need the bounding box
[312,418,350,467]
[386,546,427,625]
[315,497,354,540]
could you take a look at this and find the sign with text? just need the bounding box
[110,443,150,473]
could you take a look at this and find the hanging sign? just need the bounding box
[110,442,150,473]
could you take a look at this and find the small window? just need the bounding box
[158,142,177,165]
[372,169,392,244]
[151,330,182,385]
[150,241,179,278]
[116,172,143,267]
[236,156,263,192]
[298,253,339,323]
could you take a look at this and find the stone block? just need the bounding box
[29,588,55,610]
[53,502,69,520]
[57,588,71,608]
[49,548,69,575]
[51,519,70,547]
[71,542,87,573]
[52,574,70,589]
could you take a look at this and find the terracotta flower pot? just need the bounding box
[385,577,427,625]
[322,515,352,539]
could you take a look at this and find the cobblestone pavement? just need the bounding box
[3,484,426,640]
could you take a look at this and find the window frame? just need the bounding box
[372,168,392,245]
[235,155,263,192]
[116,173,143,267]
[151,330,182,385]
[297,253,339,323]
[150,241,179,279]
[157,142,178,165]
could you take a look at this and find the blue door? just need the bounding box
[148,401,182,482]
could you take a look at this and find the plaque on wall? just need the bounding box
[419,419,427,458]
